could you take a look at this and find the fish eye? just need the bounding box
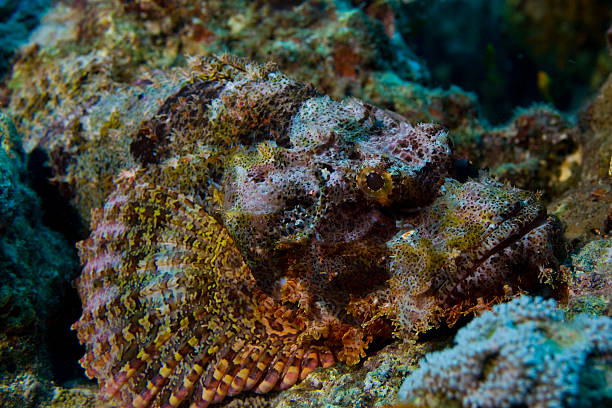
[357,166,393,205]
[366,172,385,191]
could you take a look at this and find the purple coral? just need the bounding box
[398,296,612,408]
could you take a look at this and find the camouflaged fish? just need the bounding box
[73,57,564,408]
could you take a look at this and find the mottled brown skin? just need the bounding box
[72,58,564,408]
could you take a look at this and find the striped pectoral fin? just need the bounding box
[189,337,249,408]
[103,319,212,408]
[244,343,280,391]
[254,350,288,394]
[186,334,331,406]
[161,357,209,408]
[278,348,304,390]
[100,337,164,399]
[227,346,264,396]
[212,350,250,403]
[320,349,335,368]
[213,345,257,400]
[131,342,193,408]
[299,349,320,380]
[253,345,334,393]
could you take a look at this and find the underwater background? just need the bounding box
[0,1,611,407]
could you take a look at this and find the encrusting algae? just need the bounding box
[71,57,565,408]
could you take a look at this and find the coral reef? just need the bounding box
[72,58,564,407]
[0,1,609,407]
[398,296,612,408]
[0,112,79,406]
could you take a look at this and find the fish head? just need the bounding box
[221,96,453,315]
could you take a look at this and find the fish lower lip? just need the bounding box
[436,211,550,298]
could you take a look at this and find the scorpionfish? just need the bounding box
[72,57,564,408]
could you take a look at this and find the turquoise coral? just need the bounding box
[398,296,612,408]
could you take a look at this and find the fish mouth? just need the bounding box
[472,200,548,268]
[387,179,563,336]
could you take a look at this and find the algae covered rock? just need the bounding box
[548,71,612,244]
[0,112,79,407]
[567,238,612,317]
[398,296,612,408]
[269,341,429,408]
